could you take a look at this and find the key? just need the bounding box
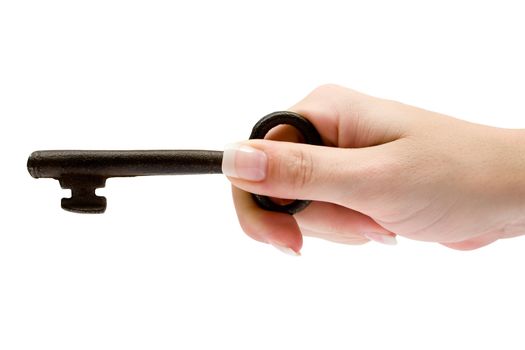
[27,111,323,214]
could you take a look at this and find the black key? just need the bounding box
[28,149,223,213]
[27,111,323,214]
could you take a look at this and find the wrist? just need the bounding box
[493,127,525,232]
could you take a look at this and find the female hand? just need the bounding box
[223,84,525,254]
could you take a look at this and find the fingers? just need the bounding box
[440,231,501,251]
[299,227,369,245]
[232,185,397,252]
[226,84,408,253]
[231,185,303,254]
[294,201,397,245]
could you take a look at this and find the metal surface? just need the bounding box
[27,111,322,214]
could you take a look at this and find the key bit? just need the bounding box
[59,175,107,213]
[27,111,323,214]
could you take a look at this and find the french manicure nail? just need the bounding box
[270,242,301,256]
[363,232,398,245]
[222,143,267,181]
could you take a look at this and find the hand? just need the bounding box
[223,84,525,253]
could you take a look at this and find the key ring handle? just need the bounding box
[249,111,323,215]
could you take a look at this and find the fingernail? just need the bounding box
[222,143,267,181]
[270,242,301,256]
[363,232,398,245]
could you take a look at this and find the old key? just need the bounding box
[27,111,322,214]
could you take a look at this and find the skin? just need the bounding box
[226,84,525,252]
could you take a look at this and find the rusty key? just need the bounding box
[27,111,323,214]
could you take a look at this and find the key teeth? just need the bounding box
[58,175,108,214]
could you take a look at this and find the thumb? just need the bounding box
[222,139,390,205]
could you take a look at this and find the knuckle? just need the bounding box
[279,148,315,192]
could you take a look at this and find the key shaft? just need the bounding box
[28,150,223,178]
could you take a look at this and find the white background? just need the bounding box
[1,1,524,349]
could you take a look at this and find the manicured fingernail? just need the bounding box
[270,242,301,256]
[222,143,267,181]
[363,232,398,245]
